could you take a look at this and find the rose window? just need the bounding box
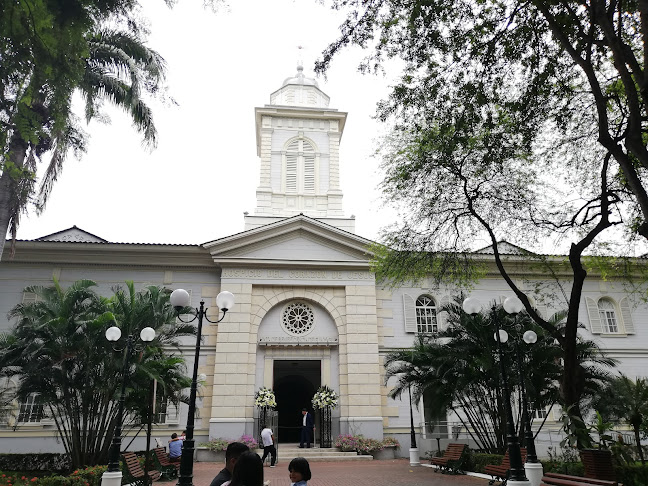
[281,302,315,336]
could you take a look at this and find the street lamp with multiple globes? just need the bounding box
[503,298,544,486]
[462,296,530,486]
[169,289,235,486]
[101,326,156,486]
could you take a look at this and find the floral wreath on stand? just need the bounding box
[254,387,276,409]
[311,385,339,410]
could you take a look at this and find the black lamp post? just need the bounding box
[463,297,528,484]
[170,289,235,486]
[514,328,539,463]
[103,326,156,477]
[408,384,417,450]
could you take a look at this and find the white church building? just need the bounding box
[1,65,647,458]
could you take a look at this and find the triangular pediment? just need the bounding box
[36,226,108,243]
[203,215,373,265]
[474,240,532,256]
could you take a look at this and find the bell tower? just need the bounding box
[245,63,355,233]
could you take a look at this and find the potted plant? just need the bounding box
[312,385,339,448]
[196,437,229,462]
[373,437,401,460]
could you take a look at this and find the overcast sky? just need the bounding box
[17,0,399,245]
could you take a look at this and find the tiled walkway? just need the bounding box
[187,459,484,486]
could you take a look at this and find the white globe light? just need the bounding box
[140,327,156,342]
[105,326,121,342]
[198,373,207,382]
[462,297,482,315]
[503,296,524,315]
[216,291,235,311]
[170,289,191,309]
[523,330,538,344]
[494,329,508,343]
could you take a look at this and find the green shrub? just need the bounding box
[0,455,70,474]
[70,465,106,486]
[541,460,585,477]
[615,463,648,486]
[0,466,106,486]
[465,452,505,473]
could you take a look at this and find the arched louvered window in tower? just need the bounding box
[284,138,317,194]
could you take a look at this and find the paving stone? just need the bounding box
[186,459,484,486]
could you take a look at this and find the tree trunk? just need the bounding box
[634,426,645,464]
[0,132,29,260]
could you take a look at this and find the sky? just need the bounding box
[16,0,400,245]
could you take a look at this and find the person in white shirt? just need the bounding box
[260,424,277,467]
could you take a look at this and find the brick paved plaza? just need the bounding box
[188,459,483,486]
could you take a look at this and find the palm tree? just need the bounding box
[103,282,195,460]
[385,296,614,453]
[0,279,118,466]
[0,18,167,257]
[0,279,195,467]
[593,375,648,464]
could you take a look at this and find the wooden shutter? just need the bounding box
[585,297,603,334]
[303,155,315,193]
[285,152,298,193]
[165,401,179,424]
[551,404,563,421]
[534,302,547,320]
[619,297,635,334]
[403,293,417,333]
[22,292,37,304]
[437,295,451,330]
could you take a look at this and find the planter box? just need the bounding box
[195,448,226,463]
[371,446,397,460]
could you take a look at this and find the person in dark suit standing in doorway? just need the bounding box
[299,408,314,448]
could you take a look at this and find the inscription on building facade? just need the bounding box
[222,269,373,280]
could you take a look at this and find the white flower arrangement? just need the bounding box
[311,385,339,410]
[254,387,276,408]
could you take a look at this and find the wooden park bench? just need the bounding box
[541,473,618,486]
[122,451,161,486]
[543,472,618,486]
[484,447,527,485]
[580,449,617,482]
[429,443,468,474]
[152,447,180,480]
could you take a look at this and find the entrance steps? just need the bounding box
[268,444,372,462]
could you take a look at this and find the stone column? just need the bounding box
[339,285,384,439]
[209,283,254,439]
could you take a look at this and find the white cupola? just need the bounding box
[270,62,331,108]
[245,64,355,233]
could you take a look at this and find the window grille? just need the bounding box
[531,407,548,419]
[415,295,438,333]
[597,299,619,333]
[18,393,43,423]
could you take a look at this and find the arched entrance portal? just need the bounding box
[273,360,320,443]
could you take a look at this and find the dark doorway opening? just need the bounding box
[273,360,321,443]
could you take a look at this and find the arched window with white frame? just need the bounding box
[415,295,438,333]
[597,298,619,333]
[283,138,317,194]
